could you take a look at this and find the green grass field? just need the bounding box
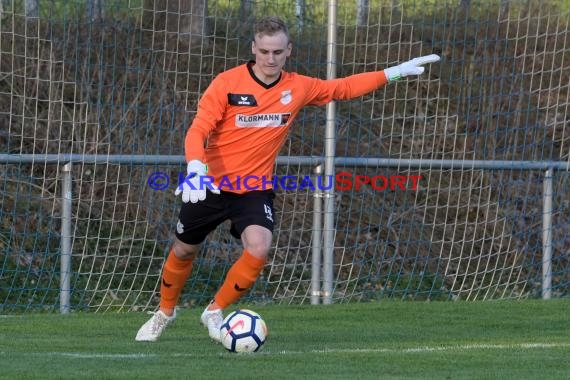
[1,300,569,379]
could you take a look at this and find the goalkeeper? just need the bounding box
[136,15,440,342]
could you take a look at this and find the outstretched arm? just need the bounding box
[310,54,441,104]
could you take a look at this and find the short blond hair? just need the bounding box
[254,16,291,43]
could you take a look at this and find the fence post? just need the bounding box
[322,0,338,305]
[542,167,553,300]
[60,162,72,313]
[311,165,323,305]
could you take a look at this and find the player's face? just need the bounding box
[251,31,292,84]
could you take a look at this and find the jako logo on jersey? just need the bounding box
[236,113,291,128]
[228,93,258,106]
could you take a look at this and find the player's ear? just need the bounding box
[286,42,292,57]
[251,40,256,54]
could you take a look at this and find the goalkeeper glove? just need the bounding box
[175,160,220,203]
[384,54,440,82]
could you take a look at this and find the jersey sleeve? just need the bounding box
[302,70,389,106]
[184,76,229,162]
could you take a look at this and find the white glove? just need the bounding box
[175,160,220,203]
[384,54,440,81]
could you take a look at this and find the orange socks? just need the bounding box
[159,249,194,311]
[158,249,265,312]
[214,250,266,309]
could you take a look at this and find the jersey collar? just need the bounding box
[247,60,281,89]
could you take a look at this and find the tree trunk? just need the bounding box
[142,0,209,48]
[357,0,369,27]
[88,0,104,22]
[25,0,39,18]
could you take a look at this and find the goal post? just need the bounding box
[0,0,569,313]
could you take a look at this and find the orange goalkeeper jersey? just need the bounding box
[185,61,388,193]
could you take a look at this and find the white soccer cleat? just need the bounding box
[200,307,224,343]
[135,309,176,342]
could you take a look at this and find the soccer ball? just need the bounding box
[220,309,268,353]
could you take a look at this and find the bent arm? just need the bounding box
[184,78,227,162]
[185,123,211,162]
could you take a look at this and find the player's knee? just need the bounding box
[241,226,272,259]
[242,238,270,259]
[245,246,270,260]
[172,239,199,260]
[242,237,271,259]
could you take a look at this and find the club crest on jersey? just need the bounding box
[228,93,258,106]
[280,90,292,105]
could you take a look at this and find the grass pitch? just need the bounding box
[1,300,569,379]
